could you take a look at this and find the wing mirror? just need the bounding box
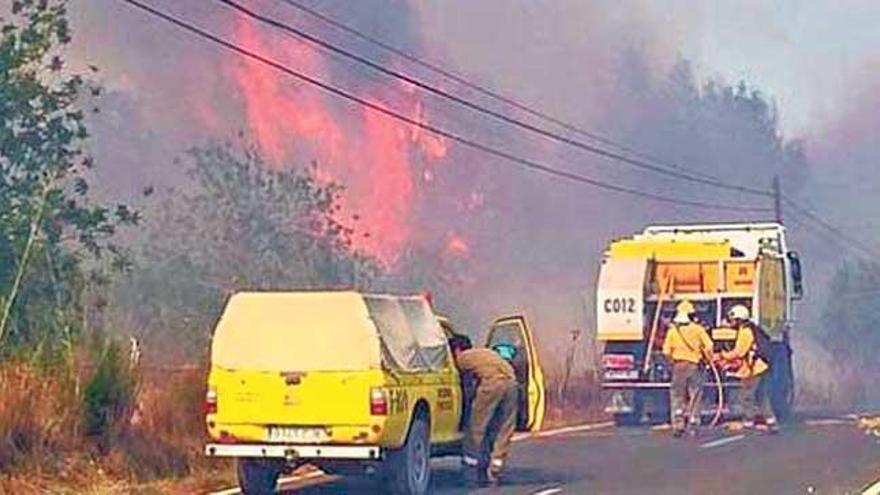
[787,251,804,300]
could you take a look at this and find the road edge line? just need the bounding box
[699,434,745,449]
[862,478,880,495]
[532,487,563,495]
[513,420,615,442]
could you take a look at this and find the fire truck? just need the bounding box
[596,223,803,425]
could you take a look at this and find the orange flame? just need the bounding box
[230,15,449,265]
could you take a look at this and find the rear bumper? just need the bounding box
[205,443,382,460]
[603,382,669,389]
[602,381,742,390]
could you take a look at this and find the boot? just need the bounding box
[485,467,500,486]
[486,459,504,486]
[461,456,484,488]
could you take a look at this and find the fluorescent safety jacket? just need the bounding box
[662,322,713,365]
[720,325,768,379]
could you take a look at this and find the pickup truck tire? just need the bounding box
[386,413,431,495]
[237,458,283,495]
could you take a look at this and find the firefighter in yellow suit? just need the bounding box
[662,299,713,437]
[716,305,778,433]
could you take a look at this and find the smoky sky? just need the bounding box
[50,1,880,376]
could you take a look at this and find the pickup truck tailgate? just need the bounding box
[211,368,384,426]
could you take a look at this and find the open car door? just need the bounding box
[486,315,546,432]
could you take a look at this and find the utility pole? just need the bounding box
[773,176,783,224]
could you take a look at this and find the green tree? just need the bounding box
[0,0,135,351]
[113,139,378,361]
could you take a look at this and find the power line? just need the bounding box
[784,198,875,256]
[783,196,879,259]
[118,0,771,213]
[215,0,773,199]
[277,0,723,183]
[784,211,844,257]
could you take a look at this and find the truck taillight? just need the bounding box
[603,354,635,370]
[370,388,388,416]
[204,388,218,416]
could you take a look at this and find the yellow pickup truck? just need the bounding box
[204,291,545,495]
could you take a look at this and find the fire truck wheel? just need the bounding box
[613,392,645,426]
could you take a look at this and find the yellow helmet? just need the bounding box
[673,299,695,324]
[676,299,695,315]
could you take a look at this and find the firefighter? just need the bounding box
[662,299,713,437]
[449,335,518,486]
[716,305,778,433]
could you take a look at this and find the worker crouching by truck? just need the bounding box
[662,299,714,437]
[715,305,779,433]
[449,335,519,487]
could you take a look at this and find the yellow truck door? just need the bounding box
[486,315,546,432]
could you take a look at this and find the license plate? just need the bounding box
[266,426,328,443]
[604,369,639,380]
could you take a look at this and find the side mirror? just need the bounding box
[787,251,804,300]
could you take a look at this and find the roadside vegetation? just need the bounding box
[0,2,373,492]
[0,0,852,493]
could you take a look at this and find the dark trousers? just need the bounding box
[670,361,703,431]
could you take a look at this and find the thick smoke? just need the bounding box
[64,1,878,396]
[793,70,880,406]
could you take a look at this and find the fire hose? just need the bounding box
[686,349,724,428]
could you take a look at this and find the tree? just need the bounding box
[0,0,136,351]
[608,52,810,198]
[819,261,880,366]
[814,260,880,404]
[112,139,378,361]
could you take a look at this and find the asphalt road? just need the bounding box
[280,414,880,495]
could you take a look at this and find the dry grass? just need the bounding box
[0,359,233,493]
[543,370,607,428]
[112,367,214,481]
[0,463,235,495]
[0,357,609,493]
[0,362,82,472]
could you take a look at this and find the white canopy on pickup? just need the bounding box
[211,291,449,372]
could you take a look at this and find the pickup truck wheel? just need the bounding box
[386,414,431,495]
[237,458,283,495]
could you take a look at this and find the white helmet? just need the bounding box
[727,305,751,322]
